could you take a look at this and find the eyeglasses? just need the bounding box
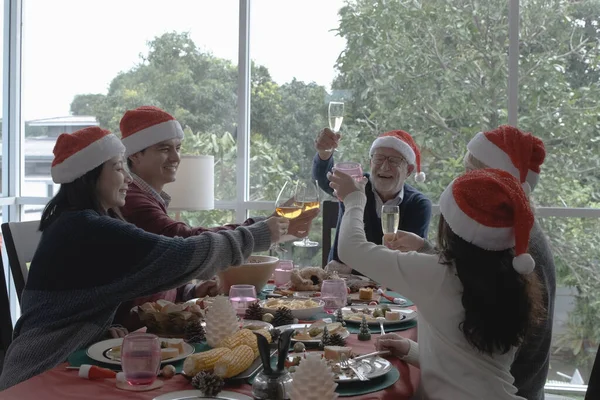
[371,154,407,168]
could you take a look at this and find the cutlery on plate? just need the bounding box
[352,350,391,362]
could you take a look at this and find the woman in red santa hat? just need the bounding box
[0,126,287,390]
[385,125,554,400]
[329,167,544,400]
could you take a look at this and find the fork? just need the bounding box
[340,353,368,381]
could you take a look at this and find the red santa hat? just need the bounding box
[439,168,535,275]
[467,125,545,194]
[369,130,426,182]
[51,127,125,184]
[120,106,184,156]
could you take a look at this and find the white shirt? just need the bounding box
[338,191,524,400]
[369,176,403,218]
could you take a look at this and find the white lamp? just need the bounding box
[165,155,215,212]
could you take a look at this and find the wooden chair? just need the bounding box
[1,221,42,305]
[321,200,339,267]
[0,255,14,372]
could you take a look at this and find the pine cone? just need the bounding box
[272,307,294,327]
[325,333,347,347]
[184,320,206,343]
[244,302,264,321]
[191,371,224,397]
[269,328,281,342]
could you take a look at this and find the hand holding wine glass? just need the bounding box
[315,128,341,160]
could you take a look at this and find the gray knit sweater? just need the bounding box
[511,221,556,400]
[0,210,271,390]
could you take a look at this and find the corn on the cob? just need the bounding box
[213,344,254,378]
[219,328,260,357]
[182,347,231,376]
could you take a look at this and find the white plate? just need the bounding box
[260,299,325,320]
[288,352,392,382]
[240,320,274,331]
[277,323,350,343]
[87,338,195,366]
[154,390,252,400]
[200,320,273,331]
[342,305,417,325]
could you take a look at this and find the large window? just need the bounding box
[0,0,597,396]
[21,0,239,207]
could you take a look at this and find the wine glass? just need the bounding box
[271,180,302,253]
[328,101,344,133]
[320,279,348,314]
[229,284,258,318]
[381,205,400,243]
[293,179,320,248]
[334,162,363,181]
[121,332,161,387]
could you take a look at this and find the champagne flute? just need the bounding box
[328,101,344,133]
[381,205,400,243]
[325,101,344,153]
[271,181,302,253]
[293,179,320,248]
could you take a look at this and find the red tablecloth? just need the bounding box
[0,328,419,400]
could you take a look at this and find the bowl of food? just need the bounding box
[260,298,325,320]
[218,255,279,295]
[132,299,204,337]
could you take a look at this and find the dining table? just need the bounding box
[0,326,418,400]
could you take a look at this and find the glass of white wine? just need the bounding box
[293,179,320,248]
[381,205,400,243]
[328,101,344,133]
[271,181,302,253]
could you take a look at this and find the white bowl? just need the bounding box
[259,299,325,320]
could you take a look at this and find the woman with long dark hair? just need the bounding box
[330,167,543,400]
[0,127,287,390]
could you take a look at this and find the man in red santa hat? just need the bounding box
[313,127,431,273]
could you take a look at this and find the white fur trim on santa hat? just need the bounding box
[51,134,125,184]
[122,119,184,157]
[369,136,416,166]
[439,182,515,251]
[467,132,540,190]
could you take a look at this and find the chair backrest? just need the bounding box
[1,221,42,305]
[0,255,14,372]
[586,345,600,399]
[321,200,340,267]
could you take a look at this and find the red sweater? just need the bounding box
[114,181,258,330]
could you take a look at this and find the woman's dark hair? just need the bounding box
[437,215,544,356]
[40,163,122,231]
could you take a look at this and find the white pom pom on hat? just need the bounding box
[513,253,535,275]
[415,171,426,183]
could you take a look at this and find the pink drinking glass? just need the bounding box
[334,162,363,181]
[121,332,161,387]
[320,279,348,314]
[229,284,258,317]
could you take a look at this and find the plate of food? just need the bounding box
[87,337,195,366]
[285,348,392,382]
[240,320,273,331]
[259,298,324,320]
[342,305,417,325]
[277,321,350,343]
